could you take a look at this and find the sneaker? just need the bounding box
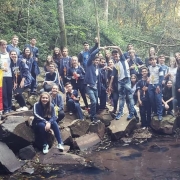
[127,114,134,120]
[21,106,28,111]
[158,116,163,121]
[3,110,9,115]
[135,116,140,123]
[115,112,123,120]
[69,111,73,115]
[167,111,174,116]
[43,144,49,154]
[16,107,23,112]
[151,112,158,117]
[57,144,64,152]
[8,109,14,113]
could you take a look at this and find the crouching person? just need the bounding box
[65,82,84,120]
[32,92,64,154]
[50,84,65,123]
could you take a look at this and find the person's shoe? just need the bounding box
[158,116,163,121]
[127,114,134,120]
[21,106,28,111]
[167,111,174,116]
[69,111,73,115]
[135,116,139,123]
[8,109,14,113]
[142,127,146,130]
[16,107,23,112]
[57,144,64,152]
[43,144,49,154]
[3,110,9,115]
[115,112,123,120]
[151,112,158,117]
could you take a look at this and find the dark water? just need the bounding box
[1,136,180,180]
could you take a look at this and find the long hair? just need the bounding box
[53,47,62,60]
[39,92,52,118]
[22,47,32,59]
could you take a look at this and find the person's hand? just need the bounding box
[20,81,24,88]
[95,37,98,43]
[162,80,165,85]
[142,86,148,91]
[178,89,180,92]
[22,59,26,63]
[14,83,17,89]
[45,122,51,132]
[72,76,75,79]
[99,47,105,51]
[76,74,80,77]
[130,65,135,69]
[165,103,169,110]
[156,86,160,94]
[138,100,142,106]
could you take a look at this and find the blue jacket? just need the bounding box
[66,89,80,103]
[44,71,59,85]
[11,59,32,87]
[33,102,57,124]
[59,56,71,77]
[50,93,64,111]
[128,57,144,75]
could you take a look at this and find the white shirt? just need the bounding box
[149,64,163,85]
[0,52,12,77]
[168,67,177,82]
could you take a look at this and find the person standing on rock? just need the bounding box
[50,84,65,123]
[78,38,98,71]
[108,46,135,120]
[148,56,164,121]
[0,40,13,114]
[10,50,31,112]
[137,67,151,129]
[84,45,104,123]
[32,92,64,154]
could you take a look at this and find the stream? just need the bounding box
[1,135,180,180]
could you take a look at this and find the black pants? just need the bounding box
[99,89,107,109]
[3,77,13,111]
[57,110,65,123]
[139,100,151,128]
[112,91,118,112]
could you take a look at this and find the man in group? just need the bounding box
[78,37,98,71]
[108,46,135,120]
[7,35,21,57]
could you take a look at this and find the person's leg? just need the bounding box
[6,77,13,111]
[74,102,84,120]
[51,121,63,144]
[2,77,8,112]
[112,91,118,112]
[146,101,152,127]
[86,86,97,120]
[155,89,163,119]
[14,94,26,107]
[32,73,37,90]
[99,89,107,109]
[57,110,65,123]
[139,103,146,128]
[67,99,75,112]
[148,84,156,115]
[79,85,88,108]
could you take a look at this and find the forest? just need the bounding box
[1,0,180,63]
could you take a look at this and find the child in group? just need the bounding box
[148,56,164,121]
[162,80,174,116]
[137,67,151,129]
[44,55,55,72]
[43,63,59,92]
[10,50,31,111]
[32,92,64,154]
[67,56,88,110]
[50,84,65,123]
[65,82,84,120]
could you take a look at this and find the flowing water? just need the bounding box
[1,135,180,180]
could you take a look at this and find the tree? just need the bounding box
[57,0,67,47]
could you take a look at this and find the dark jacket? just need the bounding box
[11,59,32,87]
[59,56,71,77]
[128,57,144,75]
[33,102,57,124]
[66,90,80,103]
[176,68,180,90]
[44,71,59,85]
[100,67,108,91]
[51,93,64,111]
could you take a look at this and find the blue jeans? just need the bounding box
[86,86,98,119]
[99,89,107,109]
[67,99,83,120]
[148,84,162,116]
[118,77,134,115]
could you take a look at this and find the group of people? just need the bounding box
[1,35,180,154]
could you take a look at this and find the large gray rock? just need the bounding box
[19,145,36,160]
[61,127,72,145]
[107,117,137,140]
[2,110,33,119]
[0,142,21,173]
[0,116,35,152]
[69,120,90,137]
[88,121,105,139]
[151,115,176,134]
[97,110,113,126]
[74,133,101,150]
[133,128,152,139]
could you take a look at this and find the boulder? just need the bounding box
[2,110,33,119]
[61,127,73,145]
[60,114,77,128]
[69,120,90,137]
[27,95,39,107]
[97,110,113,126]
[38,147,86,166]
[0,142,21,173]
[107,117,137,140]
[0,116,35,152]
[19,145,36,160]
[74,133,101,150]
[88,121,105,139]
[151,115,176,134]
[132,128,152,139]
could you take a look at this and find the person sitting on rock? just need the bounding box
[137,67,151,129]
[67,56,89,110]
[32,92,64,154]
[10,50,31,112]
[50,84,65,123]
[162,80,174,116]
[65,82,84,120]
[43,63,59,92]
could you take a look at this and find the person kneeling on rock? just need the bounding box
[32,92,64,154]
[50,84,65,123]
[65,82,84,120]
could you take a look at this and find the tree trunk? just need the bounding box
[57,0,67,47]
[103,0,109,26]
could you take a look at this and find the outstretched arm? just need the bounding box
[106,46,123,55]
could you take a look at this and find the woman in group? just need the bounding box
[50,84,65,123]
[10,50,31,111]
[44,55,55,72]
[53,47,62,73]
[32,92,64,154]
